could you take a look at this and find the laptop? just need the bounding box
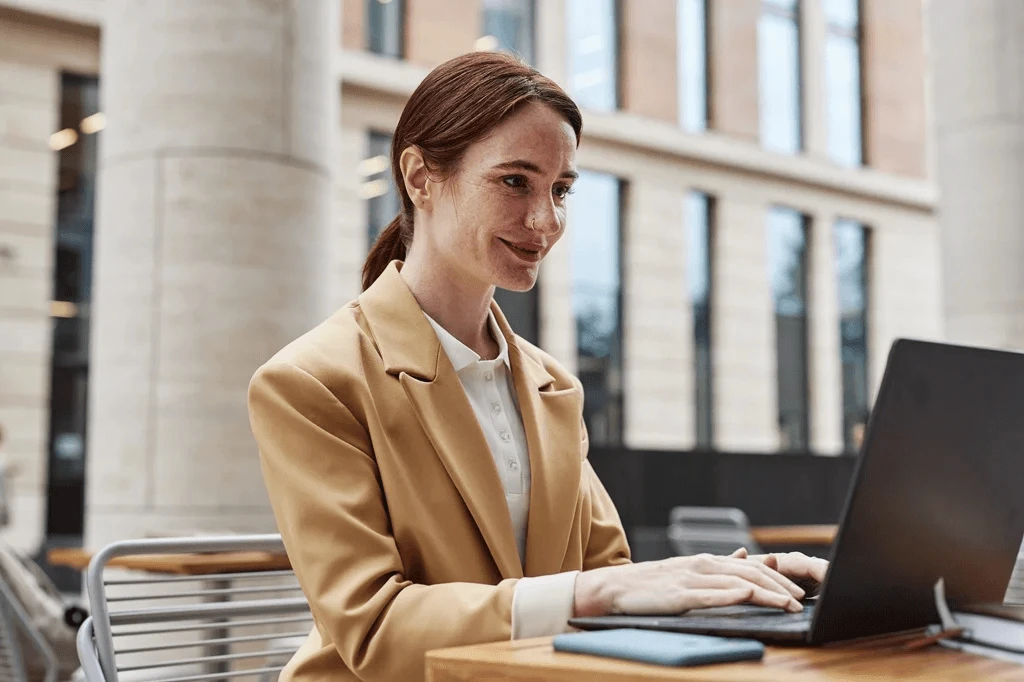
[569,339,1024,644]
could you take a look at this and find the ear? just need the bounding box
[399,146,432,211]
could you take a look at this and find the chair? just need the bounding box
[0,576,57,682]
[666,506,762,557]
[76,535,312,681]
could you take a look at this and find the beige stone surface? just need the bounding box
[0,9,99,75]
[406,0,480,67]
[806,213,844,455]
[87,0,335,541]
[929,0,1024,351]
[623,182,691,449]
[862,0,928,176]
[620,0,678,124]
[712,198,778,452]
[708,0,760,140]
[99,0,333,169]
[0,51,57,553]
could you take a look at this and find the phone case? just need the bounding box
[552,628,765,667]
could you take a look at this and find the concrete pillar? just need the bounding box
[806,213,843,455]
[85,0,335,546]
[927,0,1024,347]
[713,198,778,452]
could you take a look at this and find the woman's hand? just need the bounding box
[729,547,829,595]
[573,553,806,618]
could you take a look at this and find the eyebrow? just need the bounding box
[492,159,579,181]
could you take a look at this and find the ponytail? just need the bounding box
[362,215,409,291]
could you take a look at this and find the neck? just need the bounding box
[400,246,498,360]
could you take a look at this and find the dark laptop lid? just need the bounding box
[810,339,1024,643]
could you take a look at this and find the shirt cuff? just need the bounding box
[511,570,579,640]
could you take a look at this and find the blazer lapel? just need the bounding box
[360,262,523,580]
[493,307,583,578]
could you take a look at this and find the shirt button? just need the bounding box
[492,402,501,414]
[509,460,519,471]
[500,431,512,442]
[484,371,494,381]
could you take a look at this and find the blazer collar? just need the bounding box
[359,260,575,578]
[359,260,554,388]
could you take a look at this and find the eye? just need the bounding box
[502,175,528,190]
[553,184,575,200]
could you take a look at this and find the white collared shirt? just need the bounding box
[425,312,578,640]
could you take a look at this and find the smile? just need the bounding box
[499,238,543,263]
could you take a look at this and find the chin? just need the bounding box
[493,267,539,293]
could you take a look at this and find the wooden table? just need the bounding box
[48,526,835,575]
[47,547,291,575]
[426,636,1023,681]
[750,524,837,548]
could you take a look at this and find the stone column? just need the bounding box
[927,0,1024,347]
[85,0,335,546]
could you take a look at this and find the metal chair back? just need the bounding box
[77,535,312,682]
[0,575,56,682]
[667,506,762,556]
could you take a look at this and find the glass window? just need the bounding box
[758,0,803,154]
[834,219,869,452]
[482,0,535,63]
[678,0,709,133]
[686,192,714,448]
[363,131,401,246]
[567,0,618,112]
[571,171,624,445]
[767,206,809,451]
[367,0,404,58]
[825,0,862,166]
[46,74,100,542]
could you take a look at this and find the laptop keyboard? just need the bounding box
[656,602,814,633]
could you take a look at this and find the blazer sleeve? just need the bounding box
[575,381,632,571]
[248,361,517,682]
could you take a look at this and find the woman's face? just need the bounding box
[423,102,578,293]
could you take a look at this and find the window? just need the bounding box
[767,206,809,451]
[686,192,714,448]
[825,0,862,166]
[567,0,619,112]
[678,0,709,132]
[363,132,401,246]
[571,171,624,445]
[481,0,535,63]
[834,219,868,452]
[367,0,404,58]
[46,74,100,541]
[758,0,802,154]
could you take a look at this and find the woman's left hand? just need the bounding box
[730,547,828,595]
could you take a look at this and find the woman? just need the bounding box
[248,51,827,682]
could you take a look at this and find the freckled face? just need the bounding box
[426,102,578,292]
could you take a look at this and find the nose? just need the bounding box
[527,196,562,236]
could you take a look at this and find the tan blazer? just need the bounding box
[247,262,631,682]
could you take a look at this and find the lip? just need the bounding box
[499,238,544,263]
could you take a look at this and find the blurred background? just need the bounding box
[0,0,1020,587]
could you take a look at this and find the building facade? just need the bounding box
[0,0,942,555]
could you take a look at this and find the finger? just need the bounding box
[730,547,749,559]
[762,553,779,571]
[720,557,805,599]
[777,553,829,584]
[680,585,802,614]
